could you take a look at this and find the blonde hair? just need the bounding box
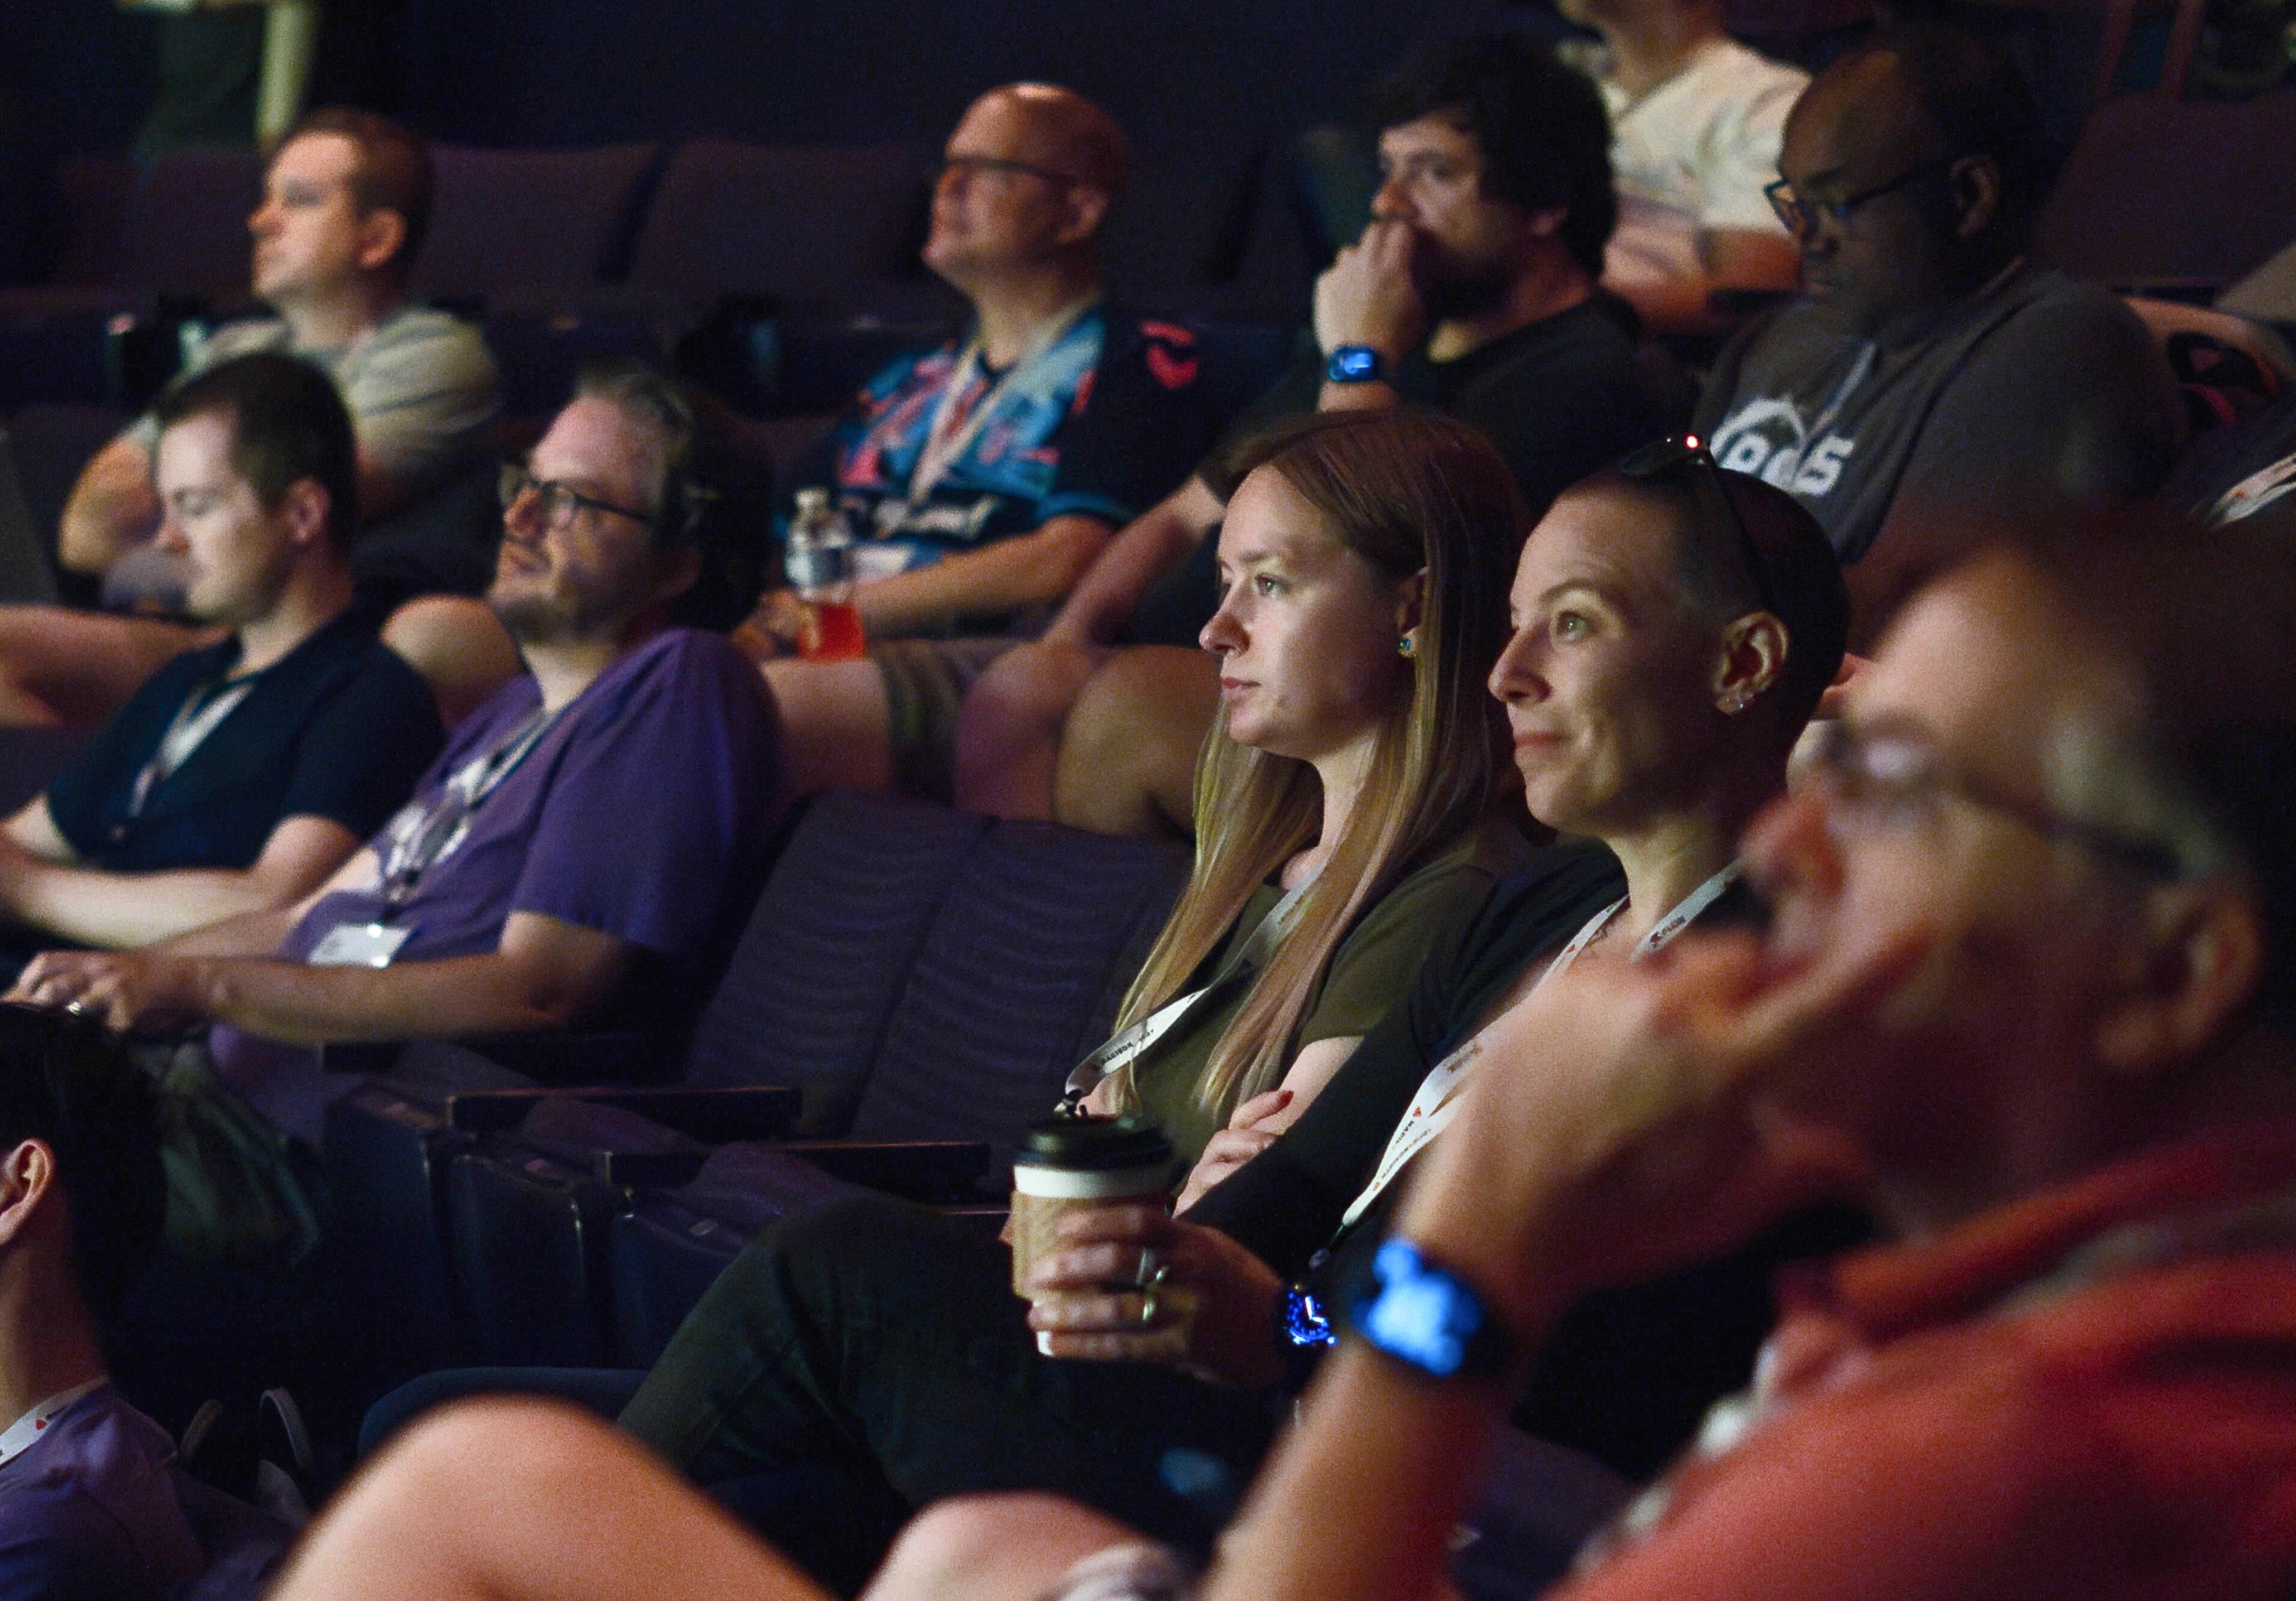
[1103,411,1525,1123]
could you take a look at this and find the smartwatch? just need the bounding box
[1349,1238,1515,1381]
[1326,345,1388,386]
[1274,1281,1337,1391]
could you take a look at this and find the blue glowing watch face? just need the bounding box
[1360,1240,1484,1376]
[1329,347,1382,382]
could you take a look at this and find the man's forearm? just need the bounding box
[10,862,317,951]
[57,438,160,575]
[855,515,1112,638]
[1044,478,1223,645]
[195,948,601,1046]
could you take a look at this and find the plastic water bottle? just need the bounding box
[784,488,867,660]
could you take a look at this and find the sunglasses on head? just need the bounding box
[1616,434,1779,617]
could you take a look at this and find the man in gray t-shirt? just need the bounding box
[1693,23,2180,645]
[0,109,499,730]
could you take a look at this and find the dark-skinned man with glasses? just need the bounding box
[1694,22,2180,651]
[2,364,776,1275]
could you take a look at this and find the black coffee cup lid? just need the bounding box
[1014,1113,1174,1171]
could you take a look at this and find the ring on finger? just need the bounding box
[62,1000,84,1017]
[1133,1247,1163,1288]
[1139,1288,1160,1327]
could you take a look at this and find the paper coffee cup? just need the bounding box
[1009,1115,1175,1294]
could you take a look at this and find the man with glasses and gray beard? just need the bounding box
[1694,23,2179,647]
[4,366,774,1271]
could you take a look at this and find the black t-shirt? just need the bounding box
[45,607,444,873]
[1190,838,1875,1482]
[1127,303,1669,647]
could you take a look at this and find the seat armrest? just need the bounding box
[770,1139,993,1203]
[570,1085,800,1142]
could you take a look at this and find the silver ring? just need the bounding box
[62,1000,84,1017]
[1133,1247,1163,1287]
[1139,1288,1160,1327]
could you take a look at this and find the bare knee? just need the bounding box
[953,638,1108,817]
[383,596,520,726]
[869,1494,1142,1601]
[762,657,894,795]
[1054,647,1216,841]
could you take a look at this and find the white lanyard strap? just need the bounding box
[907,297,1099,505]
[1058,874,1318,1114]
[1340,863,1741,1228]
[124,675,259,823]
[377,704,563,913]
[0,1379,104,1469]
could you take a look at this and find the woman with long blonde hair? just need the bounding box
[1085,408,1531,1159]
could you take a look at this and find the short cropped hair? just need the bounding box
[1831,23,2050,245]
[1576,455,1849,739]
[1372,32,1617,279]
[572,360,769,631]
[1985,510,2296,1036]
[152,351,359,547]
[287,106,435,274]
[0,1008,165,1322]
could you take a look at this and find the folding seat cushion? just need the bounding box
[624,140,932,314]
[414,143,662,303]
[678,789,992,1131]
[844,817,1188,1170]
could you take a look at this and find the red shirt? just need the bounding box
[1563,1118,2296,1601]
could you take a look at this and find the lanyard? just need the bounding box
[1340,863,1741,1229]
[375,705,563,915]
[0,1379,104,1469]
[906,298,1098,505]
[1057,874,1319,1115]
[120,674,259,827]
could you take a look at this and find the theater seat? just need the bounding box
[625,140,935,316]
[414,143,663,305]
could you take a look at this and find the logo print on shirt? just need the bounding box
[1710,398,1856,499]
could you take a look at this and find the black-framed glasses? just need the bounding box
[1799,717,2188,880]
[498,465,654,533]
[1618,433,1779,617]
[1764,157,1955,239]
[934,154,1084,189]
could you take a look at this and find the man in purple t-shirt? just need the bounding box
[5,366,776,1166]
[0,1007,281,1599]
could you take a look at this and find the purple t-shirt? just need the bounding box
[0,1387,202,1601]
[212,630,777,1135]
[286,627,773,963]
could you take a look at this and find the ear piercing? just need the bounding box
[1721,687,1753,714]
[1398,633,1418,659]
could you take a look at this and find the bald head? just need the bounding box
[972,83,1129,196]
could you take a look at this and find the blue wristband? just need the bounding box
[1326,345,1388,385]
[1349,1238,1515,1381]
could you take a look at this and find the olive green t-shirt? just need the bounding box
[1130,816,1534,1162]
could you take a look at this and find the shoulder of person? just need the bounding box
[362,304,500,375]
[1095,309,1205,397]
[578,628,768,727]
[197,312,292,365]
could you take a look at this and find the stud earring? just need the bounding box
[1720,687,1752,714]
[1398,634,1418,659]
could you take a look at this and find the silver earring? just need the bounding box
[1721,687,1752,714]
[1398,634,1417,659]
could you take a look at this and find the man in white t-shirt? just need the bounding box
[1559,0,1806,331]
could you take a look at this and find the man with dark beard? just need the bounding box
[5,365,775,1266]
[954,32,1669,837]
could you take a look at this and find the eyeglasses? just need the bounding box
[1798,717,2187,879]
[1617,434,1779,617]
[1764,157,1954,239]
[935,154,1084,189]
[499,465,654,533]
